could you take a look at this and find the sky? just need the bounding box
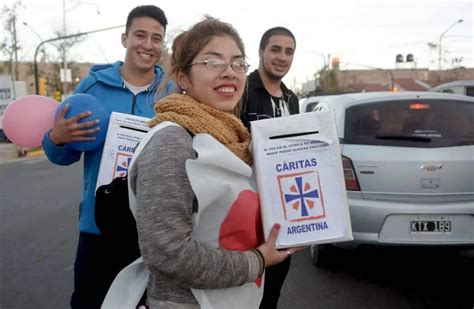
[2,0,473,89]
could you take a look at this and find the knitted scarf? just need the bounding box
[149,93,252,165]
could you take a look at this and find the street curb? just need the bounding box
[26,149,45,158]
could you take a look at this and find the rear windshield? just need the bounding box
[344,99,474,147]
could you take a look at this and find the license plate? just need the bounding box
[410,218,451,234]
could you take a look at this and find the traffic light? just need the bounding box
[39,77,47,96]
[54,90,62,101]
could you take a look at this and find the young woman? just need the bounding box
[129,17,294,308]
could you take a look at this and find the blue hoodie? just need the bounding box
[42,61,174,234]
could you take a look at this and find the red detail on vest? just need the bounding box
[219,190,264,287]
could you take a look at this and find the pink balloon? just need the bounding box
[2,95,59,148]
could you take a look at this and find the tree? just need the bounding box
[313,64,328,92]
[427,41,464,70]
[158,28,180,72]
[47,29,85,93]
[1,0,24,80]
[320,69,340,94]
[427,42,438,69]
[451,56,464,68]
[31,27,86,94]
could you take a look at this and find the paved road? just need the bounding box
[1,156,473,308]
[1,157,81,308]
[280,246,474,308]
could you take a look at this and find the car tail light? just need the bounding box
[409,102,430,110]
[342,155,360,191]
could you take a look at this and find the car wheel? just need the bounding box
[310,244,338,268]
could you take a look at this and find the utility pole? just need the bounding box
[12,15,19,81]
[438,19,463,70]
[62,0,68,98]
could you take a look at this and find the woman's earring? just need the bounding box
[181,88,187,95]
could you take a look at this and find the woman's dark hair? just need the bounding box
[169,16,246,115]
[170,16,245,80]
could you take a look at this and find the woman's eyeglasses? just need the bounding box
[189,59,250,73]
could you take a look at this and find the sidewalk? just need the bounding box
[0,143,45,162]
[26,148,45,158]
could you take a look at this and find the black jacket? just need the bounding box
[241,69,299,130]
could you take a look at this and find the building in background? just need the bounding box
[301,66,474,97]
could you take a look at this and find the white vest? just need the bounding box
[102,122,264,309]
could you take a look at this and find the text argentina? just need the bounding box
[287,221,329,235]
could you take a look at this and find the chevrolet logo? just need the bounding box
[420,164,442,171]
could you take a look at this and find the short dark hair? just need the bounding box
[259,27,296,50]
[125,5,168,34]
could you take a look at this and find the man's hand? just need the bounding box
[49,104,100,146]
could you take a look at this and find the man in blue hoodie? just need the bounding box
[42,5,173,308]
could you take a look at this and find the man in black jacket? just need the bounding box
[241,27,299,309]
[241,27,299,131]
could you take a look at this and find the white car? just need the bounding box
[299,95,329,113]
[310,91,474,267]
[429,80,474,97]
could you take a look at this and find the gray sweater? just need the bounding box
[130,125,260,307]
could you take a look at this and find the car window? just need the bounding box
[306,102,319,112]
[466,87,474,97]
[343,99,474,148]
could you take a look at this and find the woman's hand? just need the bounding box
[256,224,308,267]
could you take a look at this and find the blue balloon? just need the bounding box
[56,94,109,151]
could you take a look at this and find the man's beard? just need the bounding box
[263,64,287,81]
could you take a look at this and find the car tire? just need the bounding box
[310,244,338,268]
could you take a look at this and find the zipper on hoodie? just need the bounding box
[128,84,153,115]
[131,94,138,115]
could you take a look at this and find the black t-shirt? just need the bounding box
[270,95,290,117]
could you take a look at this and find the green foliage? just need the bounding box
[320,69,340,94]
[0,62,6,74]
